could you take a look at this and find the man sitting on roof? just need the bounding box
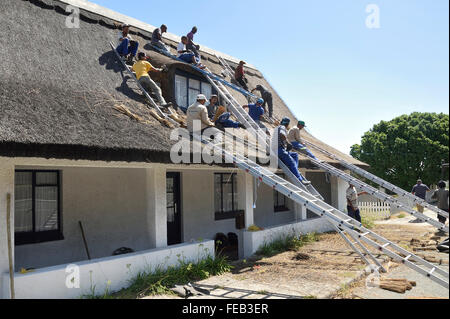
[151,24,170,54]
[116,24,139,65]
[215,112,245,130]
[243,99,265,128]
[212,104,227,123]
[271,118,308,184]
[132,52,172,107]
[186,26,200,59]
[206,95,219,119]
[186,94,215,134]
[177,36,205,69]
[251,84,273,118]
[234,61,249,91]
[287,121,318,160]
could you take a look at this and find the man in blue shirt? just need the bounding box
[243,98,265,126]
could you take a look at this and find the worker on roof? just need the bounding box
[234,61,249,91]
[177,36,205,69]
[206,95,219,119]
[243,98,265,127]
[116,24,139,65]
[186,94,215,134]
[151,24,170,54]
[186,26,200,59]
[287,121,318,160]
[271,118,308,184]
[132,52,172,107]
[251,85,273,118]
[215,112,246,130]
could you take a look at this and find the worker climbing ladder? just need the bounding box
[191,131,449,288]
[303,139,450,220]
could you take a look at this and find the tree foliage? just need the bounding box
[350,112,449,190]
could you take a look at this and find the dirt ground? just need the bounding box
[144,213,449,300]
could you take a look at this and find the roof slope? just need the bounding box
[0,0,367,168]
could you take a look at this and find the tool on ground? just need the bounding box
[79,221,91,260]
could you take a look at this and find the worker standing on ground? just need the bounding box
[287,121,318,160]
[271,118,309,184]
[151,24,170,54]
[411,179,431,215]
[116,24,139,65]
[132,52,171,107]
[235,61,249,91]
[251,84,273,118]
[186,94,214,134]
[431,181,449,230]
[346,183,367,223]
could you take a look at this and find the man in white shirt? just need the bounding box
[346,183,367,223]
[177,36,205,69]
[287,120,317,160]
[186,94,214,133]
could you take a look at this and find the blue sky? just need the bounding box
[91,0,449,154]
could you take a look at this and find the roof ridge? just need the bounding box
[58,0,258,70]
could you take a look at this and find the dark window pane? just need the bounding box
[214,174,222,213]
[35,186,58,232]
[14,172,33,232]
[36,172,57,185]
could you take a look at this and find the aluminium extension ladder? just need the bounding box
[192,130,449,288]
[150,44,322,198]
[303,139,450,220]
[302,155,449,233]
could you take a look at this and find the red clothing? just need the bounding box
[235,64,244,79]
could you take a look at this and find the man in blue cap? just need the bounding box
[287,120,317,160]
[243,98,265,127]
[272,118,309,184]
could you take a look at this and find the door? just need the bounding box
[166,172,182,245]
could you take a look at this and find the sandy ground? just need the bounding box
[144,210,449,300]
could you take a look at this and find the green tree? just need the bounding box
[350,112,449,190]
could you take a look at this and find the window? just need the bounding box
[214,173,240,220]
[274,174,290,212]
[14,170,63,245]
[174,71,214,109]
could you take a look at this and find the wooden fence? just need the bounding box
[358,201,391,220]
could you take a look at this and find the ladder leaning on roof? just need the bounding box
[150,43,323,198]
[303,139,450,220]
[301,154,449,233]
[192,130,449,289]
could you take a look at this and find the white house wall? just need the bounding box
[14,167,152,271]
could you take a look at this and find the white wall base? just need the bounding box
[243,218,333,258]
[2,240,214,299]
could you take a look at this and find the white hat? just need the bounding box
[197,94,207,101]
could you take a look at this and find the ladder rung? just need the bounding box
[360,232,370,237]
[428,268,436,276]
[405,254,412,261]
[382,243,390,248]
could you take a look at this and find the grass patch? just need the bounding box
[83,254,232,299]
[397,213,406,219]
[256,233,320,257]
[361,216,375,229]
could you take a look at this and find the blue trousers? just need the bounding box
[116,38,138,57]
[278,147,303,182]
[292,141,317,160]
[179,53,199,64]
[216,119,240,129]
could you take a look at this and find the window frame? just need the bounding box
[14,170,64,245]
[174,70,216,109]
[274,174,290,213]
[214,173,242,220]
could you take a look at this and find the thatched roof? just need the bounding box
[0,0,367,168]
